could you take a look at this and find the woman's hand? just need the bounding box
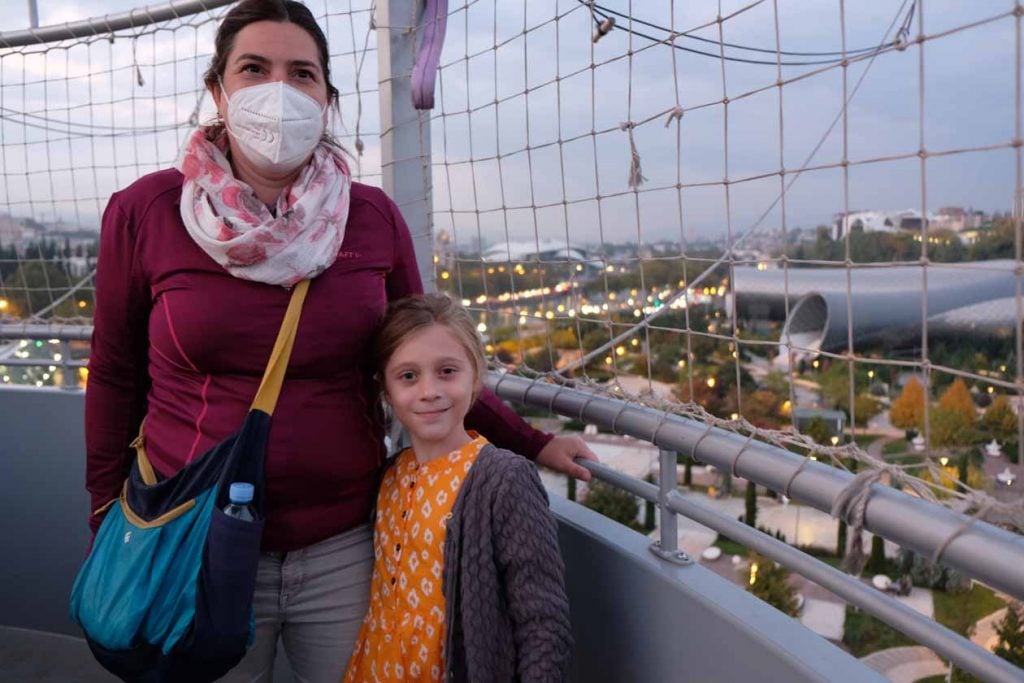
[536,435,599,481]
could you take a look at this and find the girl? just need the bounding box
[345,294,573,682]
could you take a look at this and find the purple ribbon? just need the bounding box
[411,0,448,110]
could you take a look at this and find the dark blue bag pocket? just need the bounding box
[172,507,264,679]
[86,638,168,683]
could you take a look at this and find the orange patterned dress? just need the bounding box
[344,435,487,682]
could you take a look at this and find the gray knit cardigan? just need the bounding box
[441,444,573,682]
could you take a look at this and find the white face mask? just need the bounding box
[220,80,327,175]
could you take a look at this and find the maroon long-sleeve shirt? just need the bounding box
[85,169,551,551]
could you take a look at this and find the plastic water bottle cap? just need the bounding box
[229,482,254,504]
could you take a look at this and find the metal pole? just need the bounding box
[27,0,39,29]
[0,0,236,48]
[651,448,690,565]
[658,449,678,552]
[377,0,435,293]
[0,322,92,341]
[59,341,77,390]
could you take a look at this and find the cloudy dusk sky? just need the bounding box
[1,0,1019,248]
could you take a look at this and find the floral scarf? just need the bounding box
[177,127,352,287]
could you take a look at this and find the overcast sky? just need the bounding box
[1,0,1019,248]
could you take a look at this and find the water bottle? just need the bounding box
[223,482,256,522]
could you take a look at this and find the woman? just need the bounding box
[84,1,595,681]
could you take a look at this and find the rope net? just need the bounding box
[1,1,1022,541]
[430,0,1024,537]
[0,0,379,385]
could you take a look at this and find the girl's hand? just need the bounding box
[535,435,598,481]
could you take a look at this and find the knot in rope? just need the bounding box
[832,469,886,574]
[592,16,615,44]
[664,106,684,127]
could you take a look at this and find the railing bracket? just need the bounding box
[649,540,693,566]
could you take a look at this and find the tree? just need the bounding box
[748,554,800,617]
[2,260,77,319]
[929,406,973,448]
[583,481,643,531]
[983,395,1017,443]
[852,395,883,427]
[864,535,888,575]
[742,389,784,429]
[802,416,832,445]
[744,480,757,528]
[678,452,693,487]
[890,377,926,430]
[994,601,1024,668]
[939,379,976,426]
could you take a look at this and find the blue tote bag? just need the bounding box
[70,279,309,682]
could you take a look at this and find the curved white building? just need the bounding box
[730,261,1018,365]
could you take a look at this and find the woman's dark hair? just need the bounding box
[204,0,339,103]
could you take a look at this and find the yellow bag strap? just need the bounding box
[125,280,309,486]
[250,279,310,416]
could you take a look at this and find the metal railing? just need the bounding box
[0,0,236,48]
[487,372,1024,683]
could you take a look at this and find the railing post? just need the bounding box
[377,0,435,293]
[650,448,692,565]
[59,341,77,390]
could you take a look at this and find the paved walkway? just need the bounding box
[800,598,846,641]
[972,605,1009,651]
[861,646,947,683]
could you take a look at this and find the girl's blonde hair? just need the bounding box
[375,294,487,394]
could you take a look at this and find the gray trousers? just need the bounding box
[220,524,374,683]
